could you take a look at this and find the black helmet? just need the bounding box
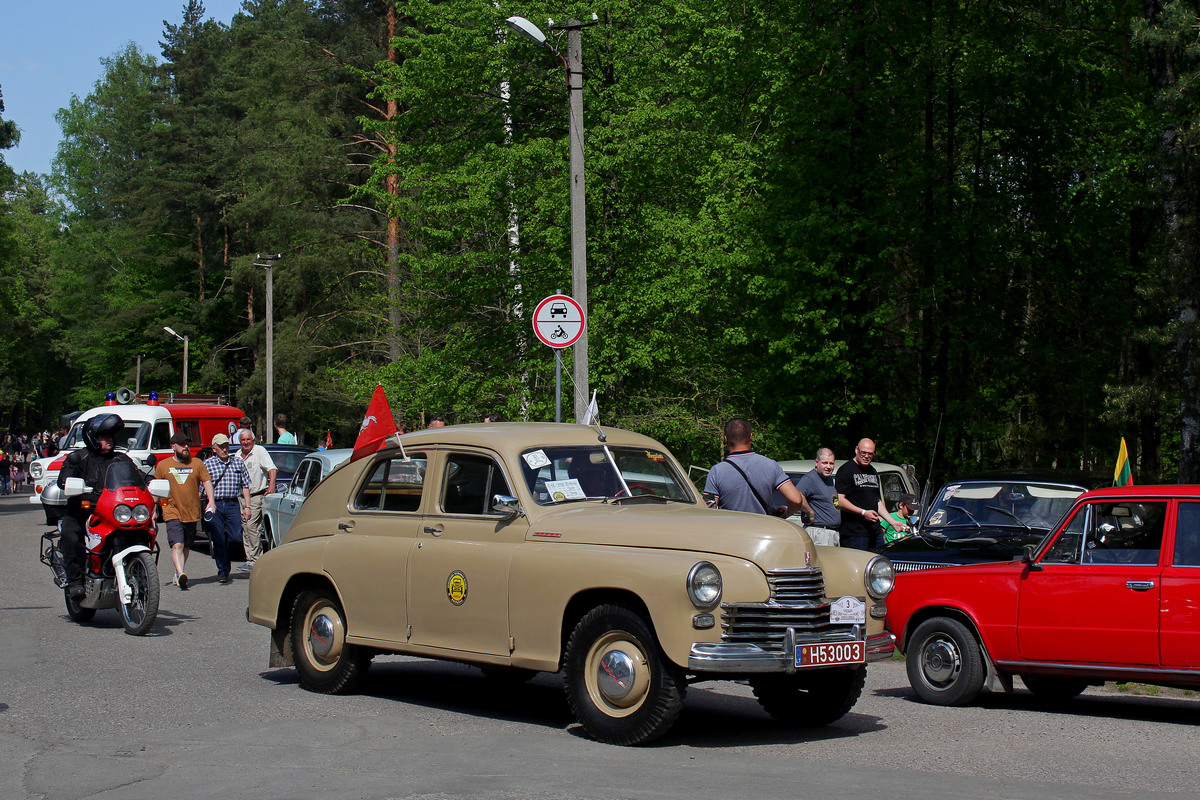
[83,413,123,454]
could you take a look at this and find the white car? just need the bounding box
[262,448,353,549]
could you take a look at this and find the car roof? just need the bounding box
[304,448,354,466]
[1079,484,1200,500]
[779,458,909,474]
[263,443,316,454]
[945,469,1108,490]
[387,422,666,456]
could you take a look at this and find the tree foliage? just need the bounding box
[0,0,1195,483]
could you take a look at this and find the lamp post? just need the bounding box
[163,326,188,395]
[256,253,281,443]
[506,14,591,423]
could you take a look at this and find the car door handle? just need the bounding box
[1126,580,1154,591]
[337,521,354,532]
[423,525,443,536]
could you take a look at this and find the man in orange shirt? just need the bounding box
[154,433,215,590]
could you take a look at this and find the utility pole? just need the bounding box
[256,254,281,442]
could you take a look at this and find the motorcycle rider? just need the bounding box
[56,414,136,598]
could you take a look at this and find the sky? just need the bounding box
[0,0,246,177]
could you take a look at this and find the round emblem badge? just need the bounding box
[446,571,468,606]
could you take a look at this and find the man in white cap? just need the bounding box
[203,433,251,584]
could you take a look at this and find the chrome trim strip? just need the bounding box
[993,660,1200,681]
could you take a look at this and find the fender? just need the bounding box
[111,543,151,605]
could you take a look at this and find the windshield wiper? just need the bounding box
[985,505,1033,532]
[947,503,982,528]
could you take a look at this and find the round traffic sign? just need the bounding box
[532,294,586,349]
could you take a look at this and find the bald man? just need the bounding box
[835,438,904,551]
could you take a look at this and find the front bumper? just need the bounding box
[689,628,895,673]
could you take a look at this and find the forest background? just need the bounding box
[1,0,1199,484]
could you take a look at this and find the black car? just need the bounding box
[879,470,1109,572]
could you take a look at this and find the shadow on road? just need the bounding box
[261,658,886,747]
[874,683,1200,725]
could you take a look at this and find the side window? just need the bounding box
[1082,501,1166,565]
[291,462,313,497]
[1174,502,1200,566]
[1043,506,1087,563]
[174,420,201,450]
[442,453,512,515]
[353,455,427,512]
[150,421,172,450]
[880,472,906,512]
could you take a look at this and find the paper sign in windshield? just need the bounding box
[830,596,866,624]
[545,479,586,502]
[523,450,551,469]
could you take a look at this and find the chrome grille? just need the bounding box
[891,560,960,573]
[720,568,851,652]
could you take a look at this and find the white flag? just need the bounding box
[584,389,599,425]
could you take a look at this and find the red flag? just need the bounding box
[351,384,398,462]
[325,430,332,449]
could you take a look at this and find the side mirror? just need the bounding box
[491,494,523,518]
[143,453,157,468]
[1023,544,1043,571]
[148,478,171,500]
[63,477,89,497]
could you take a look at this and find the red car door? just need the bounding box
[1161,501,1200,668]
[1017,499,1166,666]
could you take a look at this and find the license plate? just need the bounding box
[796,641,865,668]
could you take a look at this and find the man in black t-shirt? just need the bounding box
[834,438,905,551]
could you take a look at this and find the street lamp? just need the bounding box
[506,14,592,423]
[255,253,281,443]
[163,326,189,395]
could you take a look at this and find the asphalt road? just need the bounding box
[1,493,1197,800]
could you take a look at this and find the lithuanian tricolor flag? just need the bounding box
[1114,438,1133,486]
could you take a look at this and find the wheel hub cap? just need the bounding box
[309,613,336,659]
[596,649,637,702]
[923,639,960,683]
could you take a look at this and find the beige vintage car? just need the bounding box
[247,423,896,745]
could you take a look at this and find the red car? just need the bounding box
[887,485,1200,705]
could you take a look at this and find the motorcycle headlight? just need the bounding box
[132,504,151,523]
[687,561,722,608]
[865,556,895,599]
[30,463,43,479]
[113,504,133,524]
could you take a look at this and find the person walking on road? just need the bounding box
[154,433,215,590]
[235,430,276,572]
[203,434,250,584]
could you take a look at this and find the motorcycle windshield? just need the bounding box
[103,459,148,492]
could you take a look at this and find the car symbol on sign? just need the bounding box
[549,301,568,318]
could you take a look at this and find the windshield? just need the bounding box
[924,481,1084,536]
[520,446,694,505]
[66,421,151,451]
[103,459,148,492]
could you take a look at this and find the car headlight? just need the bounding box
[30,463,43,479]
[113,504,133,524]
[687,561,722,608]
[132,503,151,523]
[865,556,895,599]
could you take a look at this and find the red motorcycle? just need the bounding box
[40,460,170,635]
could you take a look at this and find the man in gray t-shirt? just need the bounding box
[794,447,841,546]
[704,418,804,516]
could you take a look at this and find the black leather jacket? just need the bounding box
[57,449,136,511]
